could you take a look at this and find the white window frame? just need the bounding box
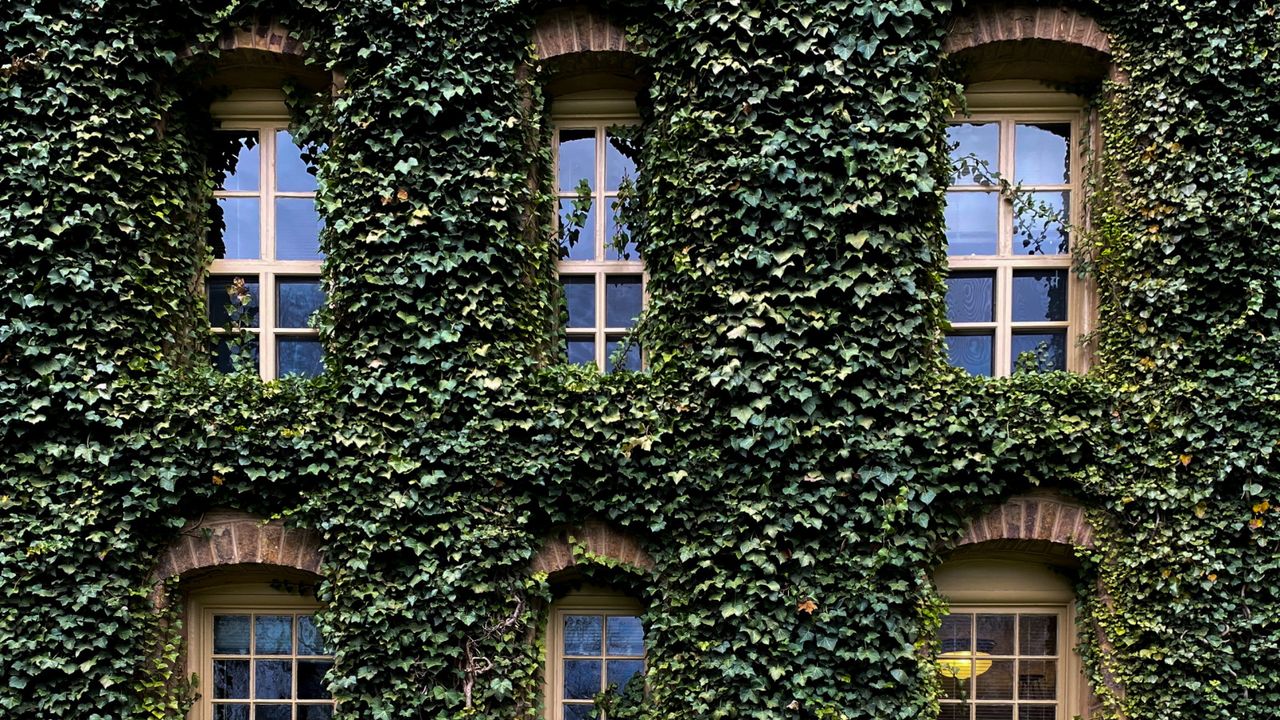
[210,89,323,380]
[552,90,646,372]
[935,557,1090,719]
[185,582,334,720]
[544,587,645,720]
[947,81,1094,375]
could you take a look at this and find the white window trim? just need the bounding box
[552,90,646,372]
[936,557,1090,719]
[543,587,645,720]
[210,89,323,380]
[185,582,333,720]
[948,80,1094,375]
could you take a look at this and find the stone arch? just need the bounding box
[530,520,655,576]
[943,4,1113,86]
[533,6,630,61]
[152,509,324,582]
[531,6,641,90]
[213,17,309,58]
[180,16,331,91]
[951,493,1096,553]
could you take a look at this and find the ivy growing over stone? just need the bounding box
[1,0,1279,719]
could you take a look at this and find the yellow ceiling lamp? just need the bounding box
[937,650,993,680]
[937,636,993,680]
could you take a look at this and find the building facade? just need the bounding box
[2,1,1278,719]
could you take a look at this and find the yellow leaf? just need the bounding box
[796,598,818,615]
[1179,454,1193,467]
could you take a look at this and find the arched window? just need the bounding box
[185,577,334,720]
[934,557,1087,720]
[939,3,1112,376]
[545,586,646,720]
[208,88,325,379]
[943,81,1088,376]
[553,85,644,373]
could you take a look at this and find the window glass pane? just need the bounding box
[945,192,998,256]
[256,705,291,720]
[976,659,1014,699]
[604,198,637,261]
[1012,271,1067,323]
[298,615,328,655]
[1013,191,1069,255]
[976,614,1015,655]
[563,615,603,656]
[946,272,995,323]
[217,131,260,192]
[606,616,645,656]
[605,276,643,328]
[606,336,642,373]
[255,615,293,655]
[255,659,292,699]
[278,279,324,328]
[1018,706,1056,720]
[938,661,971,699]
[1019,616,1057,656]
[940,614,973,653]
[938,704,968,720]
[208,277,260,329]
[278,337,324,378]
[1011,331,1067,372]
[559,198,597,261]
[948,123,999,185]
[605,130,636,192]
[1018,659,1057,700]
[563,659,602,699]
[217,197,261,260]
[606,659,644,693]
[975,706,1013,720]
[213,705,249,720]
[946,334,993,376]
[567,336,596,367]
[558,129,596,192]
[1015,123,1071,185]
[213,615,250,655]
[299,706,335,720]
[277,130,319,192]
[563,276,596,329]
[564,704,598,720]
[214,336,259,374]
[298,660,333,699]
[276,198,325,260]
[213,659,250,699]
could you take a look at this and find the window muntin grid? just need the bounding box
[937,610,1065,720]
[205,610,334,720]
[548,608,646,720]
[553,120,644,373]
[210,123,324,380]
[944,112,1082,376]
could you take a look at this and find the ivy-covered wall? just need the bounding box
[1,0,1278,718]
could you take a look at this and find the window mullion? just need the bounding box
[995,267,1012,376]
[262,272,277,380]
[596,268,606,371]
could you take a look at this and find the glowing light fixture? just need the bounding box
[938,638,995,680]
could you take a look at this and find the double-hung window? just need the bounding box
[938,608,1068,720]
[545,590,646,720]
[188,584,335,720]
[553,91,644,372]
[944,87,1087,376]
[210,90,325,379]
